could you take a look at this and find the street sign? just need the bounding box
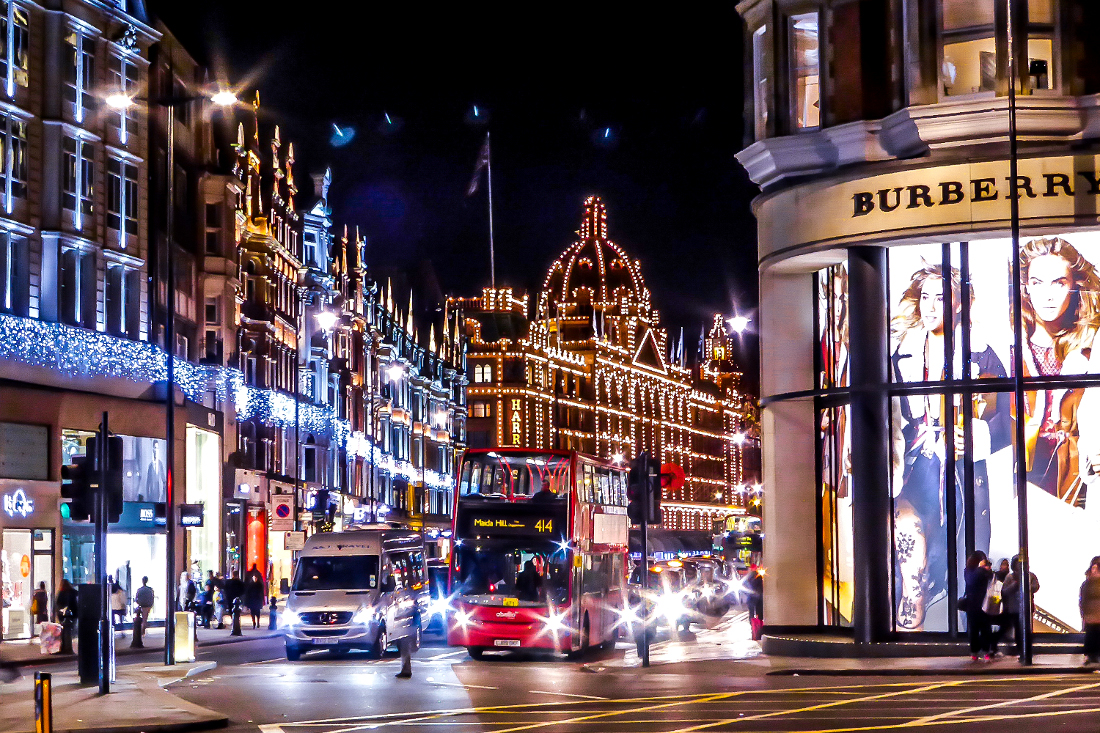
[284,531,305,551]
[271,495,294,531]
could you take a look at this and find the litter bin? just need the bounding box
[174,611,196,662]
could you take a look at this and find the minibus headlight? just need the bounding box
[352,607,376,625]
[279,611,302,628]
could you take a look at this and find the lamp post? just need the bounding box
[108,86,237,666]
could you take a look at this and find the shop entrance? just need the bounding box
[1,529,53,639]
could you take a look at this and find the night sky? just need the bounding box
[147,4,760,391]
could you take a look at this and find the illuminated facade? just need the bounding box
[454,197,755,532]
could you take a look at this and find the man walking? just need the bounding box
[134,577,155,637]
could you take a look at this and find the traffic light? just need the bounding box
[627,452,651,526]
[60,455,93,522]
[86,435,125,523]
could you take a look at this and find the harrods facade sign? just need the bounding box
[756,154,1100,264]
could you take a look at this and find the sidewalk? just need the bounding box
[0,663,226,733]
[584,611,1100,676]
[0,624,280,667]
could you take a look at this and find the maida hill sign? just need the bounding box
[756,154,1100,262]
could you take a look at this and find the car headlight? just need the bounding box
[278,611,302,628]
[542,611,568,634]
[428,596,451,619]
[655,592,688,622]
[352,607,376,625]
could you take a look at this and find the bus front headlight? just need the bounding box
[352,607,376,625]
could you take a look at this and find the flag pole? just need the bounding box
[487,132,496,290]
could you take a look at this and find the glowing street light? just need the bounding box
[727,315,750,334]
[612,453,624,464]
[386,363,404,382]
[732,432,746,445]
[314,310,338,332]
[105,88,238,111]
[210,90,239,107]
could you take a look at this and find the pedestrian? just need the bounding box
[962,550,995,661]
[395,635,413,678]
[224,573,244,628]
[31,581,49,632]
[202,571,216,628]
[1080,557,1100,664]
[55,580,78,623]
[995,558,1010,582]
[135,576,155,636]
[110,582,128,628]
[997,555,1039,656]
[245,565,265,629]
[745,564,765,641]
[178,571,190,612]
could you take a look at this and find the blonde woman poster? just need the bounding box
[889,254,1011,631]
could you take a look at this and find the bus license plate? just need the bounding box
[494,639,521,647]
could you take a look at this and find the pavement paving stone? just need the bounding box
[0,663,227,733]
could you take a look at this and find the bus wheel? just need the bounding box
[468,646,485,660]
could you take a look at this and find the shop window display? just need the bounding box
[816,264,853,625]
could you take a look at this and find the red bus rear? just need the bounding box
[446,448,629,658]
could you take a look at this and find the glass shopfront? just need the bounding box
[815,231,1100,634]
[185,426,221,579]
[1,480,58,640]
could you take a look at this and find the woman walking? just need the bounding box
[963,551,995,661]
[1081,557,1100,664]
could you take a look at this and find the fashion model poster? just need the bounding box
[888,233,1100,631]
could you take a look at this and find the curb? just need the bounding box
[47,716,229,733]
[16,633,281,666]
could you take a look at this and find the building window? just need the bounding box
[0,230,27,316]
[63,29,95,123]
[304,231,317,267]
[205,329,219,362]
[753,25,769,140]
[789,12,820,130]
[470,402,490,418]
[108,54,137,143]
[107,158,138,239]
[0,2,29,97]
[0,114,26,212]
[205,203,220,254]
[105,265,138,338]
[473,363,492,383]
[60,248,95,328]
[63,137,94,230]
[175,333,188,359]
[205,297,219,324]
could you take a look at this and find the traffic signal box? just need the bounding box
[627,451,663,526]
[59,435,124,524]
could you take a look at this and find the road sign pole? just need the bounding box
[96,412,110,694]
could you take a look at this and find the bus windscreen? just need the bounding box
[453,540,569,605]
[459,452,571,499]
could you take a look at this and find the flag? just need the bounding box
[466,136,490,196]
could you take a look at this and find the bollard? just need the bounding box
[34,672,52,733]
[230,598,243,636]
[268,597,278,630]
[130,607,144,649]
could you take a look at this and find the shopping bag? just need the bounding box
[39,622,62,654]
[982,578,1003,615]
[750,616,763,641]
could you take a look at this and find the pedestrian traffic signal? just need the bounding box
[86,435,124,523]
[60,455,93,522]
[628,452,662,525]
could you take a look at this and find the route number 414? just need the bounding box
[535,519,553,533]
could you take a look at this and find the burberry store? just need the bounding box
[753,152,1100,648]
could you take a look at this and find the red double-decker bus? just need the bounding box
[446,448,630,658]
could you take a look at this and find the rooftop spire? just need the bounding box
[580,196,607,241]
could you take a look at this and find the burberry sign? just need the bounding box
[852,171,1100,217]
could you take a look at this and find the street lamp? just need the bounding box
[109,86,237,666]
[314,309,338,332]
[727,315,750,334]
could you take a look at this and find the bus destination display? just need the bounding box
[468,514,555,536]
